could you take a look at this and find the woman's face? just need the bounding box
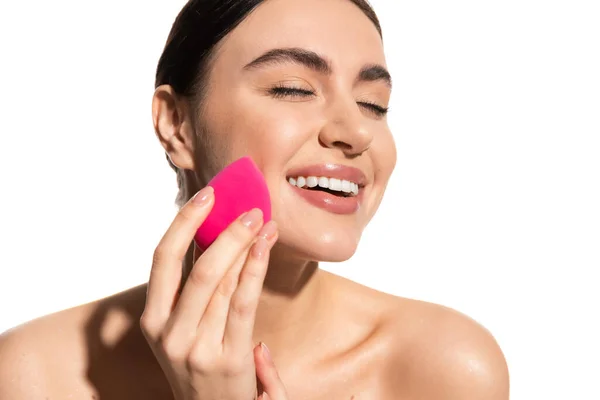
[194,0,396,262]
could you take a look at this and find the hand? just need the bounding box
[254,342,290,400]
[140,186,281,400]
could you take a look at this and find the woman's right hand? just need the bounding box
[140,186,283,400]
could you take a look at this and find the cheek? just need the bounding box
[364,130,396,216]
[225,97,317,169]
[374,130,397,182]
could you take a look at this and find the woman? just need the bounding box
[0,0,509,399]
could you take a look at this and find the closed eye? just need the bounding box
[268,86,389,117]
[358,101,389,117]
[268,86,315,99]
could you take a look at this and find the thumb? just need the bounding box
[254,342,289,400]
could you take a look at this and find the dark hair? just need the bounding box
[155,0,382,206]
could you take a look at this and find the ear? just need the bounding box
[152,85,197,170]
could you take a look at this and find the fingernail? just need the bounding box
[258,221,278,240]
[251,237,270,259]
[240,208,263,228]
[260,342,272,363]
[192,186,214,205]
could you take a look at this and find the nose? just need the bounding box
[318,98,374,157]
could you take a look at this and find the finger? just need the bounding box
[255,342,289,400]
[224,221,278,354]
[141,186,214,335]
[257,392,270,400]
[195,247,249,346]
[165,208,264,339]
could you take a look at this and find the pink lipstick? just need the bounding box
[285,164,367,215]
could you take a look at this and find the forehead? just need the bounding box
[216,0,386,71]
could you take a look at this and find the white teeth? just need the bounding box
[341,180,352,193]
[329,178,342,191]
[288,175,361,196]
[318,177,329,189]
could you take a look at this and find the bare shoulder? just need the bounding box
[0,285,155,399]
[0,300,98,398]
[379,295,510,399]
[0,323,47,398]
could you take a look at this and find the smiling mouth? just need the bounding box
[287,175,360,197]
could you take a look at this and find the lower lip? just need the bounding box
[288,184,361,214]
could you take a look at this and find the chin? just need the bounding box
[275,227,362,263]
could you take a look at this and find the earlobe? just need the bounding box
[152,85,196,170]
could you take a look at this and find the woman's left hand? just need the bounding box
[253,342,290,400]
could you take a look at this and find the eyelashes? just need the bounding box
[269,85,315,98]
[267,85,389,117]
[356,100,390,117]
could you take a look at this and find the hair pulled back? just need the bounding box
[155,0,382,206]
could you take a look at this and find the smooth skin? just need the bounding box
[0,0,509,399]
[141,186,287,400]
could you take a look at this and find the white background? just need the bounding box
[1,1,599,399]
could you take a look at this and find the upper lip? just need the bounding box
[286,163,368,187]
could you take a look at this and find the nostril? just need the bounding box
[318,136,354,151]
[332,140,352,150]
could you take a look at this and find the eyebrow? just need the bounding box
[243,47,392,89]
[357,64,392,89]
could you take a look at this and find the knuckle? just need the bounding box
[187,263,217,286]
[229,297,254,319]
[139,312,160,340]
[176,206,196,224]
[159,334,187,362]
[216,274,239,297]
[187,345,216,372]
[152,245,171,266]
[240,263,263,281]
[223,222,254,245]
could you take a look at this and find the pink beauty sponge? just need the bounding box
[194,156,271,250]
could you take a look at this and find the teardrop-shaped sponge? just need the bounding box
[194,156,272,250]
